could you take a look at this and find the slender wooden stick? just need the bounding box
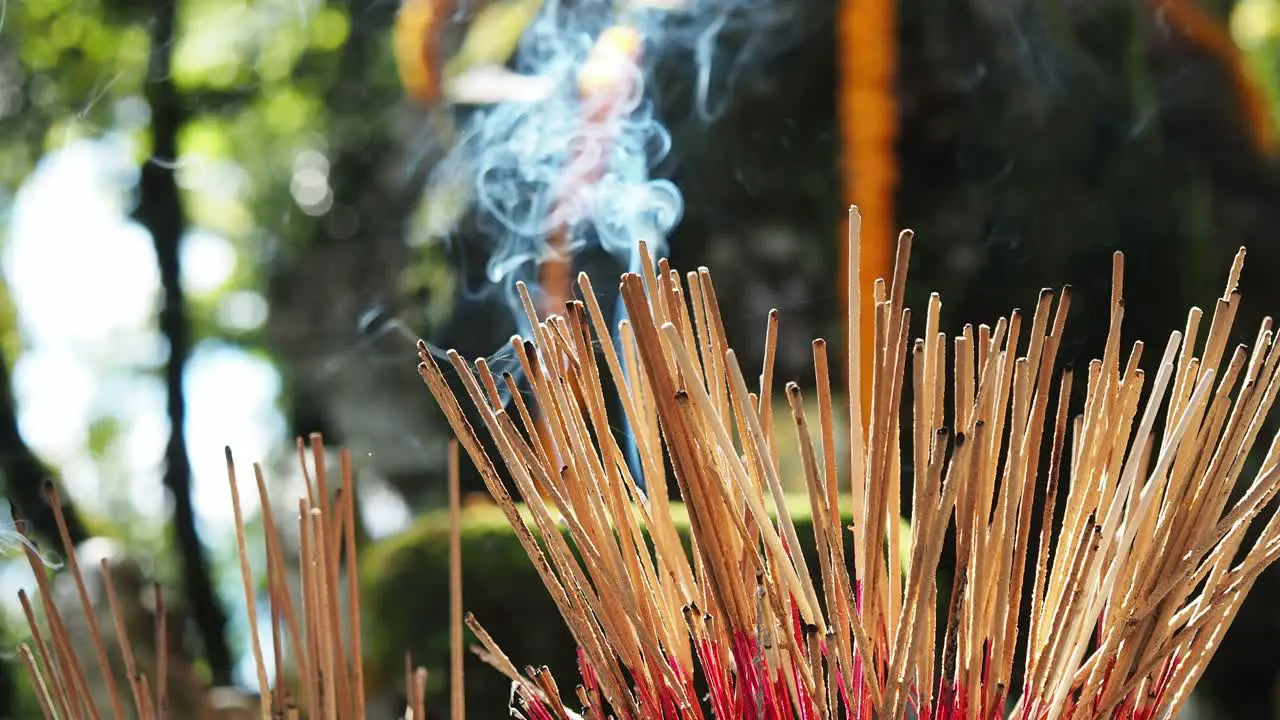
[417,237,1280,720]
[14,503,98,720]
[18,230,1280,720]
[412,667,428,720]
[18,644,58,720]
[154,584,168,720]
[252,463,309,706]
[99,559,149,719]
[449,440,466,720]
[18,589,74,720]
[342,449,367,717]
[225,448,272,720]
[46,483,126,720]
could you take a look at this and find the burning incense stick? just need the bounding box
[540,24,645,317]
[417,209,1280,719]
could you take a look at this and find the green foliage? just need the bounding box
[1,0,421,345]
[0,0,451,701]
[400,242,459,329]
[1234,0,1280,125]
[1,0,142,185]
[0,282,22,372]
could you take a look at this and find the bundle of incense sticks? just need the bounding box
[11,434,458,720]
[417,207,1280,719]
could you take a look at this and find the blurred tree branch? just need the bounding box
[131,0,233,687]
[0,339,88,546]
[0,332,85,719]
[184,88,259,117]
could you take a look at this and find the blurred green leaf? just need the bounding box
[309,7,351,51]
[85,415,122,460]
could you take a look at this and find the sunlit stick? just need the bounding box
[422,233,1280,719]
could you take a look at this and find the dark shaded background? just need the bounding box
[3,0,1280,716]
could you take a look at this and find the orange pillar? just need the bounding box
[1153,0,1276,155]
[838,0,898,415]
[392,0,451,106]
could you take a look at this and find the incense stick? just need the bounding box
[12,212,1280,719]
[14,438,428,720]
[449,440,466,720]
[418,221,1280,719]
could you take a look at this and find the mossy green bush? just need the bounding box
[359,495,875,717]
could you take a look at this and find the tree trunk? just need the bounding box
[133,0,233,686]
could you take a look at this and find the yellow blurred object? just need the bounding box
[414,109,475,242]
[1231,0,1280,49]
[442,0,545,87]
[577,24,643,98]
[394,0,544,106]
[421,175,473,239]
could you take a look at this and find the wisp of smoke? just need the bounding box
[0,519,64,569]
[425,0,792,487]
[456,9,681,301]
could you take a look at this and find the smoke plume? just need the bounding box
[423,0,792,486]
